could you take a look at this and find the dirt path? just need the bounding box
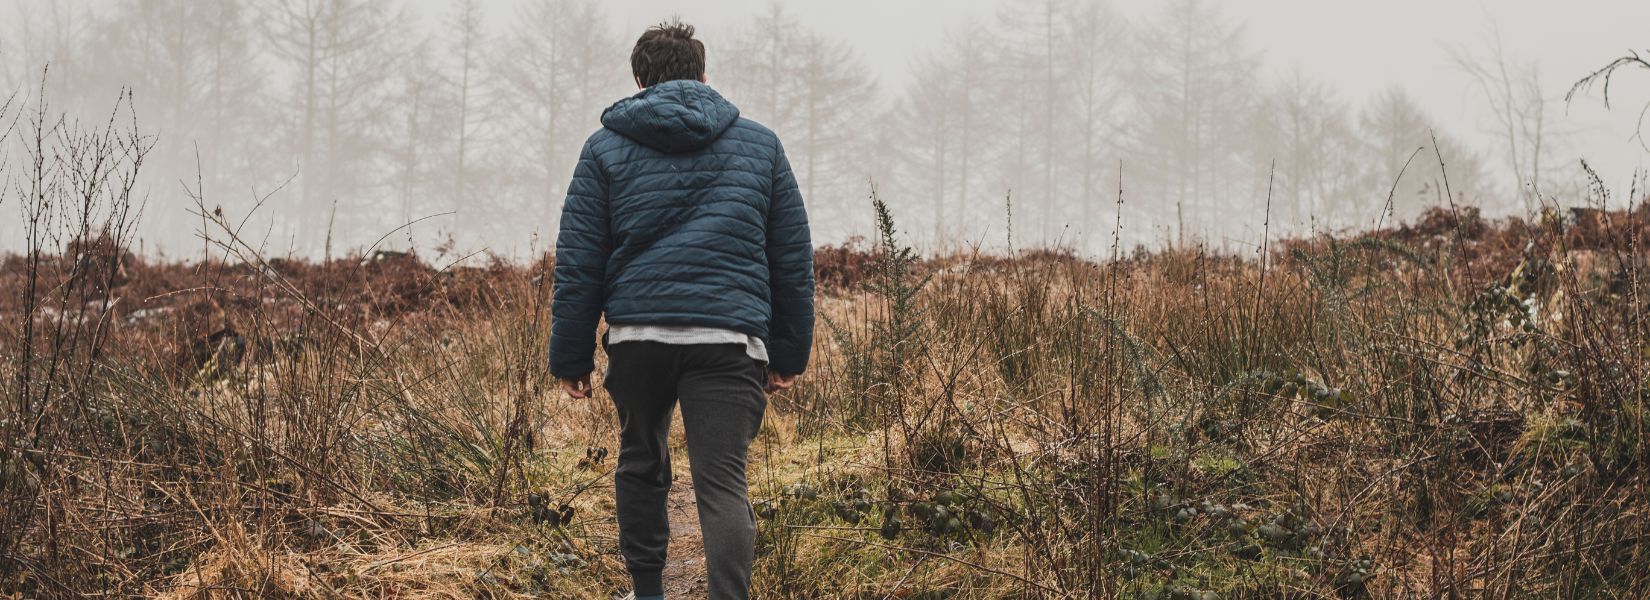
[661,477,707,597]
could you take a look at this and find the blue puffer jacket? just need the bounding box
[550,80,815,378]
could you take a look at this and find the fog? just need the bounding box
[3,0,1648,259]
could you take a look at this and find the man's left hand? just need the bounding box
[766,372,797,393]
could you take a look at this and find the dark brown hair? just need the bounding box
[630,19,706,88]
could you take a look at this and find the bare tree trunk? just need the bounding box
[935,105,948,244]
[455,0,476,219]
[958,37,974,238]
[1042,0,1056,241]
[300,8,319,246]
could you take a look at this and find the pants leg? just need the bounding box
[603,342,679,597]
[676,344,768,600]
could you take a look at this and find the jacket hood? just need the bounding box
[600,80,741,154]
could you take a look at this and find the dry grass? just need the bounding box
[4,86,1649,600]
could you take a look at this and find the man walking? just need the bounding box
[549,20,815,600]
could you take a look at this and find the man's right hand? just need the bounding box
[560,375,593,399]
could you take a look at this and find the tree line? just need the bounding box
[1,0,1555,257]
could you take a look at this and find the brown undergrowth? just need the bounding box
[3,92,1649,599]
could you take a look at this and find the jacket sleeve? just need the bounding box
[765,140,815,376]
[550,138,611,379]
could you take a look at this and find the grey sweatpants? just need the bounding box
[602,341,767,600]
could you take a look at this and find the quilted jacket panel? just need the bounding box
[550,80,815,378]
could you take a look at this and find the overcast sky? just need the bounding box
[569,0,1650,197]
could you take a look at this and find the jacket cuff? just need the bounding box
[549,357,594,380]
[767,348,808,376]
